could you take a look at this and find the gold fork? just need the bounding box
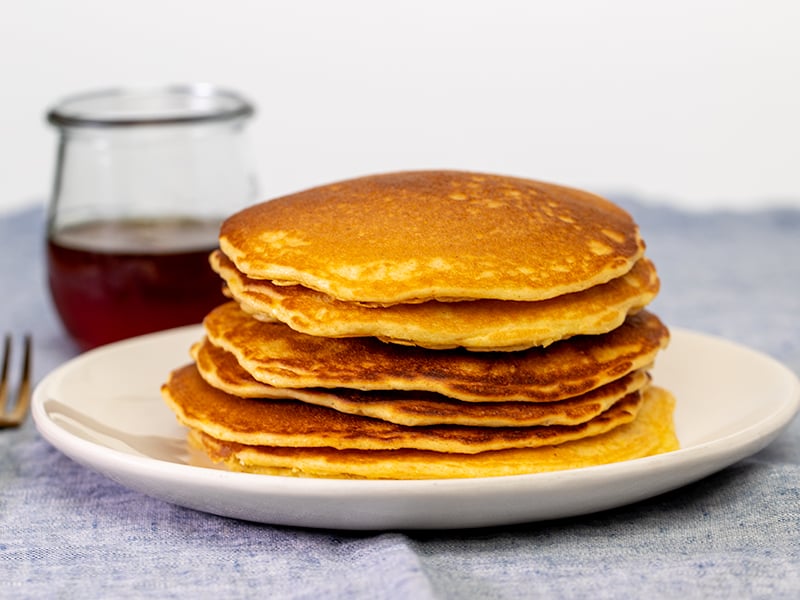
[0,334,32,428]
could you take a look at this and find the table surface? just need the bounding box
[1,201,799,599]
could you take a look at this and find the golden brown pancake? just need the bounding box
[203,301,669,402]
[161,363,644,454]
[192,337,651,427]
[188,386,678,479]
[211,251,660,351]
[219,171,645,304]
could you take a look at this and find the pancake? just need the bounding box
[211,251,660,351]
[192,337,651,427]
[161,362,645,454]
[203,301,669,402]
[188,386,678,479]
[219,170,645,304]
[161,169,678,479]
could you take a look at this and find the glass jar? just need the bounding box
[46,84,258,349]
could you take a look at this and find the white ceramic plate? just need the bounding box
[32,325,800,530]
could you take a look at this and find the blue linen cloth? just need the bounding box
[1,202,798,599]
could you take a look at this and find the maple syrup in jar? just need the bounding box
[47,218,225,349]
[46,85,257,349]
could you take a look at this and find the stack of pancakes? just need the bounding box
[161,170,679,479]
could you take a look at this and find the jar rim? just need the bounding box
[46,83,255,128]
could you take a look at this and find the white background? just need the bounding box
[2,0,799,214]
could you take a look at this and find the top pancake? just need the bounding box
[219,170,645,304]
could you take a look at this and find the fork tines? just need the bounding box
[0,334,32,428]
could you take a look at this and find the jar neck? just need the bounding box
[47,85,255,130]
